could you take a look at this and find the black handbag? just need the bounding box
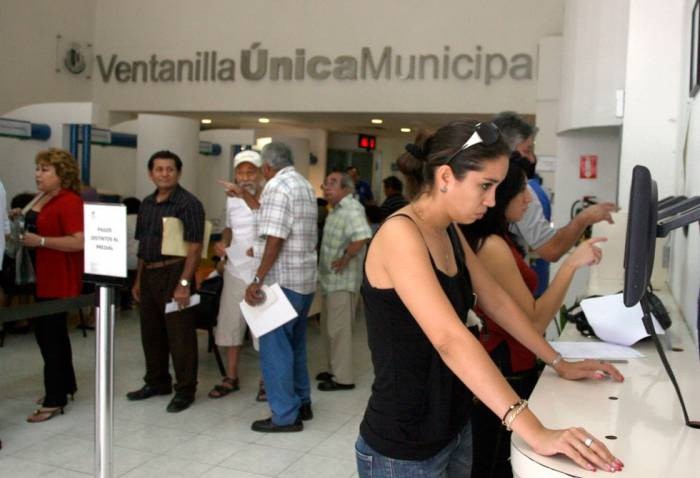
[195,275,224,329]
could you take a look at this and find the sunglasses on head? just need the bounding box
[443,122,500,165]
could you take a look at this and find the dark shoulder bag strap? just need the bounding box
[447,224,475,311]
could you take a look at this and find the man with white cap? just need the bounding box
[208,149,264,399]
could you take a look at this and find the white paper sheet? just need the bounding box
[239,283,297,338]
[579,293,665,346]
[549,341,644,360]
[225,244,255,283]
[164,294,201,314]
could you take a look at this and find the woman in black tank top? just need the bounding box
[356,121,624,478]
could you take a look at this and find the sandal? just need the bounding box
[208,377,239,399]
[255,380,267,402]
[27,407,64,423]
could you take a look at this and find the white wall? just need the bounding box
[667,1,700,344]
[0,0,95,115]
[669,101,700,343]
[535,36,562,191]
[552,127,621,228]
[90,145,137,198]
[0,136,46,204]
[558,0,629,132]
[89,119,138,199]
[135,114,199,197]
[619,0,685,205]
[0,102,96,201]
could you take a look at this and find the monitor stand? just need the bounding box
[640,293,700,429]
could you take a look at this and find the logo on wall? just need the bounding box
[64,42,87,74]
[55,34,92,78]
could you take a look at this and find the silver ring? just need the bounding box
[584,437,593,448]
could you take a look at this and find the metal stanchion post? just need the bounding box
[95,286,115,478]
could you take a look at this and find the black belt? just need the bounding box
[143,258,184,270]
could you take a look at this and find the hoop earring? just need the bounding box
[440,186,448,193]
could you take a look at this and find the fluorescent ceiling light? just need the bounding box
[258,117,270,124]
[370,118,383,125]
[201,118,212,124]
[400,127,412,133]
[256,137,272,150]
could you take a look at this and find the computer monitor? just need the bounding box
[622,164,699,428]
[623,165,658,307]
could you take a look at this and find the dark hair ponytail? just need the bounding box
[398,130,432,199]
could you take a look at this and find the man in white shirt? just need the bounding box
[208,150,263,399]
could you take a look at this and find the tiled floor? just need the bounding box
[0,308,373,477]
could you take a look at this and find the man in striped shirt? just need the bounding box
[127,150,205,414]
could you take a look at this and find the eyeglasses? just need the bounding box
[443,122,501,165]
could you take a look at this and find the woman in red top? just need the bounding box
[461,158,606,478]
[20,149,84,423]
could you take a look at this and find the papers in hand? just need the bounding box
[225,243,255,283]
[549,341,644,360]
[164,294,201,314]
[579,293,665,346]
[240,283,297,338]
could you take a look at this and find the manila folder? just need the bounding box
[161,216,212,259]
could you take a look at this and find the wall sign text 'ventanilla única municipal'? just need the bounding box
[96,44,533,85]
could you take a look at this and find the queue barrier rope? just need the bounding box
[0,294,93,325]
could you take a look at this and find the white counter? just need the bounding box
[511,289,700,477]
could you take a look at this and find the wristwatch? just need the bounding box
[179,278,190,287]
[253,275,262,285]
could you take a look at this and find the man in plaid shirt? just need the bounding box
[246,142,318,433]
[316,172,371,391]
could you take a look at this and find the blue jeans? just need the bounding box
[355,423,473,478]
[259,287,314,425]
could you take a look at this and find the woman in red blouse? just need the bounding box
[20,149,84,423]
[461,158,606,478]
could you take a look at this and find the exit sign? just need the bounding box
[358,134,376,151]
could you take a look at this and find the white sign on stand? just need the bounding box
[84,203,127,279]
[83,202,126,478]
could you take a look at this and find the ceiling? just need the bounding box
[150,111,528,138]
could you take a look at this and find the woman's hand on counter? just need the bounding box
[529,425,624,473]
[554,359,625,382]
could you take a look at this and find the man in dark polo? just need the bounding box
[127,150,205,413]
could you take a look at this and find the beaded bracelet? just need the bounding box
[501,398,525,423]
[501,398,529,431]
